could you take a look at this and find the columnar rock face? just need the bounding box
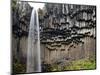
[12,2,32,63]
[12,1,96,73]
[12,1,96,71]
[39,4,96,64]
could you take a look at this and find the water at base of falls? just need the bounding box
[27,8,41,73]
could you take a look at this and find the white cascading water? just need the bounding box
[27,8,41,73]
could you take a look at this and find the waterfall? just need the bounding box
[27,8,41,73]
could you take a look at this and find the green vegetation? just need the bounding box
[13,62,26,73]
[50,64,62,72]
[13,58,26,73]
[63,58,96,71]
[11,0,17,11]
[45,58,96,72]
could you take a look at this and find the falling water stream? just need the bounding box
[27,8,41,73]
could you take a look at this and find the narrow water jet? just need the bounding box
[27,8,41,73]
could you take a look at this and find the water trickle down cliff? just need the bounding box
[27,8,41,73]
[39,4,96,64]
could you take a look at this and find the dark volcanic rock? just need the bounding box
[39,4,96,64]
